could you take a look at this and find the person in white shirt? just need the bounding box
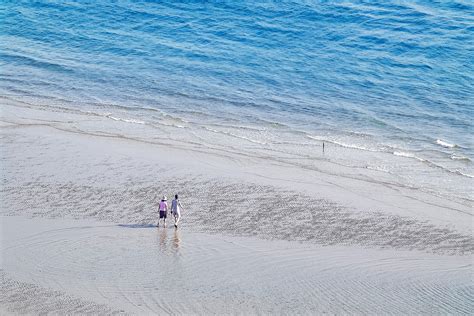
[171,194,184,228]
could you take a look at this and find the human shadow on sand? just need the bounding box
[118,224,157,228]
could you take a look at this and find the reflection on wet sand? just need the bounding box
[158,228,181,256]
[159,228,167,251]
[3,216,472,314]
[172,229,181,253]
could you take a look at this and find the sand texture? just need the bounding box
[1,100,473,314]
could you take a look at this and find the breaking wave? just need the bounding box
[436,139,457,148]
[451,154,471,162]
[107,115,146,125]
[393,151,425,162]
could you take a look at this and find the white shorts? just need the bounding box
[172,209,181,217]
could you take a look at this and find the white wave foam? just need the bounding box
[83,110,112,117]
[436,139,456,148]
[204,127,220,133]
[107,115,145,125]
[393,151,425,162]
[204,127,266,145]
[237,135,266,145]
[307,135,378,152]
[306,135,324,142]
[455,171,474,178]
[450,154,471,162]
[156,121,188,129]
[332,140,374,152]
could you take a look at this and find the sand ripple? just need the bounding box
[0,271,127,315]
[2,217,472,314]
[2,180,473,255]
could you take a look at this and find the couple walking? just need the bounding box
[158,194,183,228]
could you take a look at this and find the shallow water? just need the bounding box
[1,114,471,255]
[1,101,472,314]
[1,1,473,203]
[2,216,472,314]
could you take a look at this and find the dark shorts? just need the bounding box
[159,210,167,219]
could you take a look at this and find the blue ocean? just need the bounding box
[1,1,472,201]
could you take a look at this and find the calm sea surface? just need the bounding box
[1,1,473,202]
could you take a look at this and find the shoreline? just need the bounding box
[1,98,473,313]
[1,124,472,253]
[1,99,472,232]
[2,95,473,205]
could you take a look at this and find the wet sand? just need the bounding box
[1,216,472,314]
[1,99,473,314]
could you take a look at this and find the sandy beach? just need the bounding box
[1,215,472,314]
[2,1,474,313]
[1,99,473,314]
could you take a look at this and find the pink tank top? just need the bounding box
[159,201,167,211]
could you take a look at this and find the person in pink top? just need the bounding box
[157,195,168,227]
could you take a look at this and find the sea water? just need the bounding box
[1,1,473,204]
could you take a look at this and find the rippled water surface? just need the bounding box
[2,216,472,314]
[1,1,473,201]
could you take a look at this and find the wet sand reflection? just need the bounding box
[158,228,181,256]
[172,229,181,253]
